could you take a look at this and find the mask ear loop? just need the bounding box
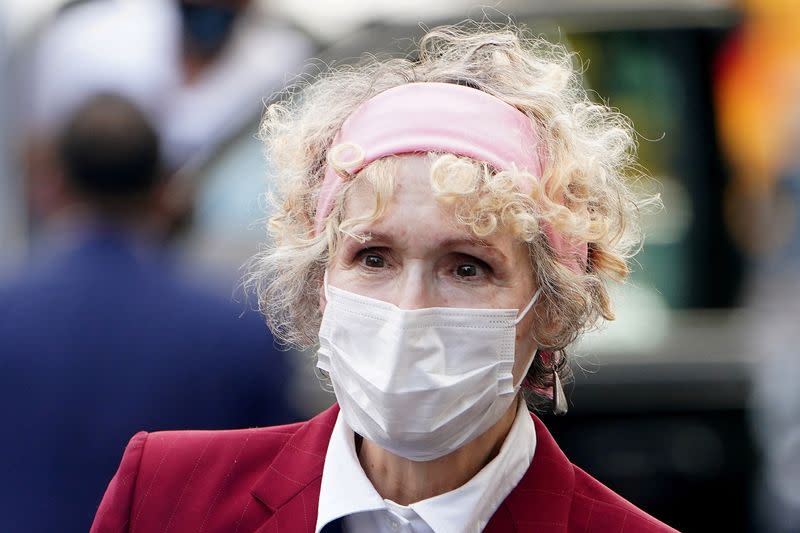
[316,269,336,394]
[514,287,542,325]
[512,287,543,390]
[322,270,331,301]
[513,348,538,391]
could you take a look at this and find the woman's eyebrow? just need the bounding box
[344,232,508,263]
[345,230,393,245]
[439,238,509,263]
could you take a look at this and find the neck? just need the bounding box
[357,396,521,505]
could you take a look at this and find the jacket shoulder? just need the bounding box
[92,423,304,533]
[569,465,679,532]
[91,431,149,533]
[132,422,303,501]
[141,422,304,466]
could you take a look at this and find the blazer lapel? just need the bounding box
[250,404,340,533]
[484,413,575,533]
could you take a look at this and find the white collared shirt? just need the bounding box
[315,400,537,533]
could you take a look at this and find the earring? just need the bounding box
[552,362,568,416]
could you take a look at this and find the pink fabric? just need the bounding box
[314,82,588,270]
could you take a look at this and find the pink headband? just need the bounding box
[314,82,587,270]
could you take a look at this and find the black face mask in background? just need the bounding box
[179,4,239,56]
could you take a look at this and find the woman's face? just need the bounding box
[325,155,541,384]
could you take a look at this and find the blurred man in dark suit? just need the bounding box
[0,94,296,533]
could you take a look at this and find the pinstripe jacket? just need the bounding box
[90,404,677,532]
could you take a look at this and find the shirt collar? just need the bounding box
[315,399,536,532]
[315,411,386,531]
[409,399,536,531]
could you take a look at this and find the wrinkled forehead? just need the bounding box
[342,155,430,218]
[339,154,500,238]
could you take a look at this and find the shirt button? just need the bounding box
[387,518,400,530]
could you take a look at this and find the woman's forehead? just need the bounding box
[343,155,518,252]
[349,155,427,197]
[344,155,450,227]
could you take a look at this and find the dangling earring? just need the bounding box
[552,357,568,416]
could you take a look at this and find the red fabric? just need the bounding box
[91,405,677,532]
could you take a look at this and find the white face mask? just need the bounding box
[317,274,540,462]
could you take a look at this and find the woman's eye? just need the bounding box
[452,254,492,279]
[362,253,385,268]
[455,263,479,277]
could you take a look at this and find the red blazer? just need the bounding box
[91,404,677,532]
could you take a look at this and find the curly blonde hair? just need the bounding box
[247,22,656,408]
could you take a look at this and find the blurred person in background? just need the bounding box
[749,269,800,533]
[20,0,312,242]
[167,0,313,167]
[715,1,800,530]
[747,106,800,533]
[24,0,312,169]
[0,93,296,533]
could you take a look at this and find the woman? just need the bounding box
[92,23,676,532]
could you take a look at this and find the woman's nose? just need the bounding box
[393,266,435,310]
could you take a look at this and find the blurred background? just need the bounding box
[2,0,800,532]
